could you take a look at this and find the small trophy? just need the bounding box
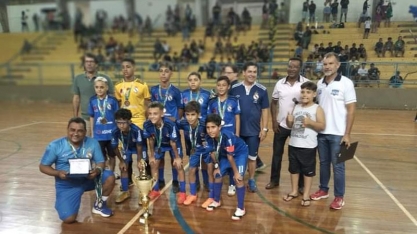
[132,159,155,225]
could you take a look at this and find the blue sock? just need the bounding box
[201,169,209,185]
[159,168,165,182]
[214,182,222,202]
[153,182,160,191]
[180,181,186,193]
[229,173,235,186]
[195,170,200,185]
[209,182,214,198]
[121,177,128,191]
[190,182,197,195]
[236,186,245,210]
[172,168,178,182]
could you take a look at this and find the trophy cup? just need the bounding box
[132,159,155,225]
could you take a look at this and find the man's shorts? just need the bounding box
[288,145,316,177]
[240,135,259,160]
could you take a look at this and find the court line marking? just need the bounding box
[352,133,417,137]
[0,122,41,133]
[117,163,190,234]
[354,155,417,226]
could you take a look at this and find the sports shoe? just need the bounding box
[92,200,112,217]
[115,191,130,203]
[183,195,197,205]
[206,200,221,211]
[247,179,257,193]
[231,208,246,220]
[310,190,329,201]
[172,180,179,194]
[330,197,345,210]
[201,198,214,209]
[228,185,236,196]
[255,163,267,172]
[177,192,186,204]
[148,190,161,200]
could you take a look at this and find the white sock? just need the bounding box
[102,196,108,202]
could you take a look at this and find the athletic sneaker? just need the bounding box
[172,180,179,194]
[247,179,257,193]
[231,208,246,220]
[148,190,161,200]
[228,185,236,196]
[92,200,112,217]
[115,191,130,203]
[183,195,197,205]
[177,192,186,204]
[330,197,345,210]
[255,163,267,172]
[310,190,329,200]
[201,198,214,209]
[206,200,221,211]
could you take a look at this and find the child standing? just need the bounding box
[363,17,371,39]
[111,109,148,203]
[283,81,325,206]
[143,102,186,203]
[205,114,248,220]
[88,77,119,173]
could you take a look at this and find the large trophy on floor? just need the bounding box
[132,159,155,225]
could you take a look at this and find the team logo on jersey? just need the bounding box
[167,94,173,101]
[198,98,204,104]
[183,97,188,103]
[235,95,240,98]
[253,91,259,103]
[86,149,93,159]
[107,104,112,110]
[134,87,138,93]
[331,89,340,96]
[227,105,233,112]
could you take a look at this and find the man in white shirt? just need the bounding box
[310,52,356,210]
[267,57,309,190]
[356,63,368,87]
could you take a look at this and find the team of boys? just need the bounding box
[40,52,356,224]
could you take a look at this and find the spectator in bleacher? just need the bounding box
[242,7,252,30]
[185,4,193,22]
[125,41,134,57]
[173,52,180,71]
[313,55,324,79]
[204,19,214,43]
[96,49,105,67]
[207,57,217,79]
[309,1,316,23]
[302,0,309,23]
[333,41,343,54]
[358,43,367,61]
[227,8,237,25]
[224,38,234,58]
[197,39,205,54]
[32,13,39,32]
[331,0,339,22]
[311,44,319,58]
[166,5,173,21]
[21,39,32,54]
[258,44,270,63]
[344,44,350,58]
[394,36,405,57]
[153,39,165,60]
[340,0,349,22]
[164,16,176,36]
[363,0,369,13]
[349,43,359,60]
[212,2,222,25]
[349,56,360,79]
[325,42,334,54]
[261,0,269,29]
[338,49,349,76]
[214,38,224,57]
[305,54,314,79]
[143,16,152,36]
[181,19,190,42]
[374,38,384,57]
[363,17,372,40]
[105,36,117,55]
[368,63,380,87]
[190,46,199,64]
[271,68,280,79]
[189,15,197,32]
[384,2,393,28]
[357,10,369,28]
[302,26,312,49]
[235,44,247,63]
[389,71,403,88]
[374,4,383,32]
[294,43,303,59]
[21,11,29,32]
[356,63,369,87]
[149,59,160,71]
[294,22,304,45]
[323,1,331,23]
[180,44,192,64]
[383,37,394,57]
[318,43,326,57]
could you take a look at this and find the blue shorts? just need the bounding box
[123,150,148,162]
[55,169,113,221]
[240,135,259,160]
[189,151,210,168]
[154,146,183,160]
[218,154,248,178]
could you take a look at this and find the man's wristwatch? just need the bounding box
[214,162,219,169]
[263,128,269,132]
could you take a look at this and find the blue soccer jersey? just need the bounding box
[230,82,269,136]
[151,84,183,120]
[182,88,211,120]
[143,117,180,152]
[207,96,240,133]
[88,95,119,141]
[205,130,247,160]
[111,124,147,160]
[177,118,207,154]
[40,137,104,184]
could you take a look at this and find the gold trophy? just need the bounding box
[132,159,155,225]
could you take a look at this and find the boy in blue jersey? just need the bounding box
[150,62,183,193]
[39,117,115,223]
[143,102,186,204]
[111,108,148,203]
[205,114,248,220]
[177,101,214,206]
[207,75,240,196]
[88,77,119,173]
[181,72,211,192]
[230,62,270,193]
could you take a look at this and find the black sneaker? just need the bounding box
[172,180,179,194]
[158,180,166,189]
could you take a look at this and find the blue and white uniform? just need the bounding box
[111,123,147,162]
[207,96,240,133]
[177,118,208,166]
[151,84,183,120]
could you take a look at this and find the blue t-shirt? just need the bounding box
[207,96,240,133]
[88,95,119,141]
[111,123,147,156]
[177,118,207,153]
[181,88,211,120]
[150,84,183,120]
[143,117,179,151]
[40,137,104,184]
[205,130,247,160]
[230,82,269,136]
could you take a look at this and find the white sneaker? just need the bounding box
[231,208,246,220]
[228,185,236,196]
[206,200,221,211]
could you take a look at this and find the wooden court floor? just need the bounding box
[0,101,416,234]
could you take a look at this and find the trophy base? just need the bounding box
[139,213,152,225]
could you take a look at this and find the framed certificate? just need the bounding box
[67,158,91,177]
